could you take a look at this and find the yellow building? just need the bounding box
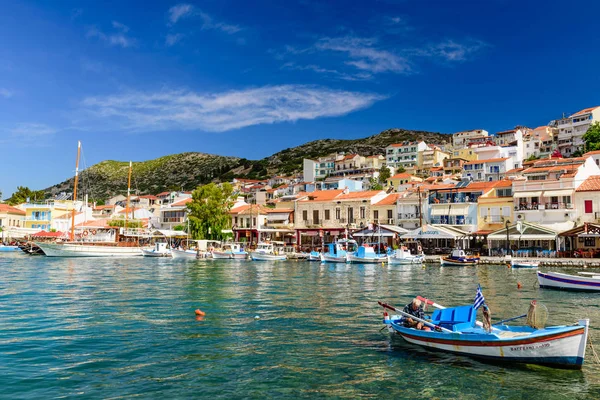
[22,200,74,231]
[476,180,514,234]
[417,146,450,176]
[0,204,26,239]
[452,148,478,162]
[387,173,423,190]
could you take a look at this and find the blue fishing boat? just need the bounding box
[0,245,20,252]
[307,251,321,261]
[320,239,357,263]
[379,300,590,369]
[346,244,387,264]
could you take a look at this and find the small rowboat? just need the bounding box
[511,260,539,269]
[379,300,590,369]
[537,271,600,291]
[387,249,424,265]
[440,249,478,266]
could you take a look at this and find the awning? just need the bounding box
[448,204,470,216]
[266,213,290,221]
[514,191,542,198]
[431,207,450,216]
[543,189,573,197]
[353,231,394,237]
[401,226,461,239]
[488,233,556,240]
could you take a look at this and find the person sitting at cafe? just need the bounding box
[402,298,431,331]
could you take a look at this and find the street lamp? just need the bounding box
[505,219,511,256]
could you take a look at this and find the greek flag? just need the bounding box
[473,285,485,310]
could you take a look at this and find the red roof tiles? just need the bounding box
[0,204,25,215]
[576,176,600,192]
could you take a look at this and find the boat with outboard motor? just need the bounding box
[379,298,590,369]
[320,239,357,263]
[212,243,248,259]
[440,249,479,266]
[250,242,287,261]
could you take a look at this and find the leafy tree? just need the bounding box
[583,122,600,153]
[173,224,185,231]
[187,183,234,240]
[526,154,540,162]
[7,186,46,205]
[397,166,406,173]
[108,219,143,228]
[369,178,383,190]
[378,164,391,184]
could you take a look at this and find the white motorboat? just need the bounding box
[283,246,308,260]
[511,260,539,268]
[142,242,172,257]
[250,242,287,261]
[537,271,600,291]
[387,248,424,265]
[320,239,357,263]
[440,249,479,266]
[212,243,248,260]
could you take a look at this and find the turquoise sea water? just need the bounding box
[2,253,600,399]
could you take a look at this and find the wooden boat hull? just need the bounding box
[440,257,477,267]
[320,254,347,263]
[212,251,248,260]
[386,318,589,369]
[171,249,199,260]
[346,254,387,264]
[537,271,600,291]
[250,252,287,261]
[36,242,142,257]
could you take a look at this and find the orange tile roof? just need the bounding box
[338,154,359,161]
[374,193,401,206]
[572,106,599,117]
[155,191,171,197]
[390,173,415,179]
[495,129,516,135]
[504,168,524,174]
[522,165,580,174]
[335,190,385,200]
[464,157,509,165]
[139,195,158,200]
[230,204,252,214]
[0,204,26,215]
[93,205,115,210]
[171,198,192,207]
[301,190,345,202]
[430,167,443,171]
[264,208,293,213]
[584,150,600,156]
[76,219,110,228]
[407,183,456,191]
[576,176,600,192]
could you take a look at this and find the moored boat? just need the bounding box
[346,244,387,264]
[440,249,478,266]
[307,251,321,261]
[387,248,424,265]
[37,242,143,257]
[511,260,539,269]
[142,242,171,257]
[320,239,357,263]
[0,244,20,252]
[379,300,590,369]
[171,248,199,260]
[212,243,248,259]
[250,242,287,261]
[537,271,600,291]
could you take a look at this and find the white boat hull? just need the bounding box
[141,249,172,257]
[511,261,539,269]
[171,249,199,260]
[538,271,600,291]
[36,242,142,257]
[320,254,347,263]
[212,251,248,260]
[387,255,423,265]
[440,257,477,267]
[250,252,287,261]
[346,254,387,264]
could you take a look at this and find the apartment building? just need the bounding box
[452,129,489,149]
[554,106,600,156]
[462,158,511,181]
[385,141,428,172]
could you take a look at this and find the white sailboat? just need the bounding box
[37,145,143,257]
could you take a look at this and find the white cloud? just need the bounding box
[168,3,194,24]
[81,85,386,132]
[10,123,57,137]
[87,26,136,48]
[281,62,372,81]
[315,36,412,74]
[165,33,184,46]
[420,39,487,62]
[112,21,130,33]
[0,123,58,145]
[167,3,241,34]
[0,88,13,98]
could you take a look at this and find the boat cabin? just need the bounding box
[430,305,477,332]
[354,245,379,259]
[451,249,468,258]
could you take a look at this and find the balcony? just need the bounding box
[485,215,505,223]
[512,180,574,192]
[25,217,51,221]
[544,202,574,210]
[398,212,420,220]
[515,203,541,211]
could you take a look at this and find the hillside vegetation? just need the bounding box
[45,128,449,200]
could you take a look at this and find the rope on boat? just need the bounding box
[588,334,600,364]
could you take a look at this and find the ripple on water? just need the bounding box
[1,257,600,399]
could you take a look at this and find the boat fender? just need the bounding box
[383,311,390,324]
[195,309,206,316]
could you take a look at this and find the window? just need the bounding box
[387,209,393,219]
[585,200,593,214]
[313,210,320,224]
[360,207,365,219]
[585,237,595,247]
[234,217,238,224]
[502,207,511,217]
[252,218,256,227]
[335,208,341,220]
[348,207,354,223]
[373,210,379,220]
[480,208,488,217]
[302,210,308,221]
[325,209,330,220]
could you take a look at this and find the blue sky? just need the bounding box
[1,0,599,196]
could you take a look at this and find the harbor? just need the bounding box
[2,253,600,399]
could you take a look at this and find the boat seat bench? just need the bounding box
[430,306,477,331]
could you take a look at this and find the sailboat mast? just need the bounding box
[70,141,81,241]
[125,161,132,230]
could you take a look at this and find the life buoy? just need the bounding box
[83,230,89,236]
[417,245,422,253]
[91,230,97,235]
